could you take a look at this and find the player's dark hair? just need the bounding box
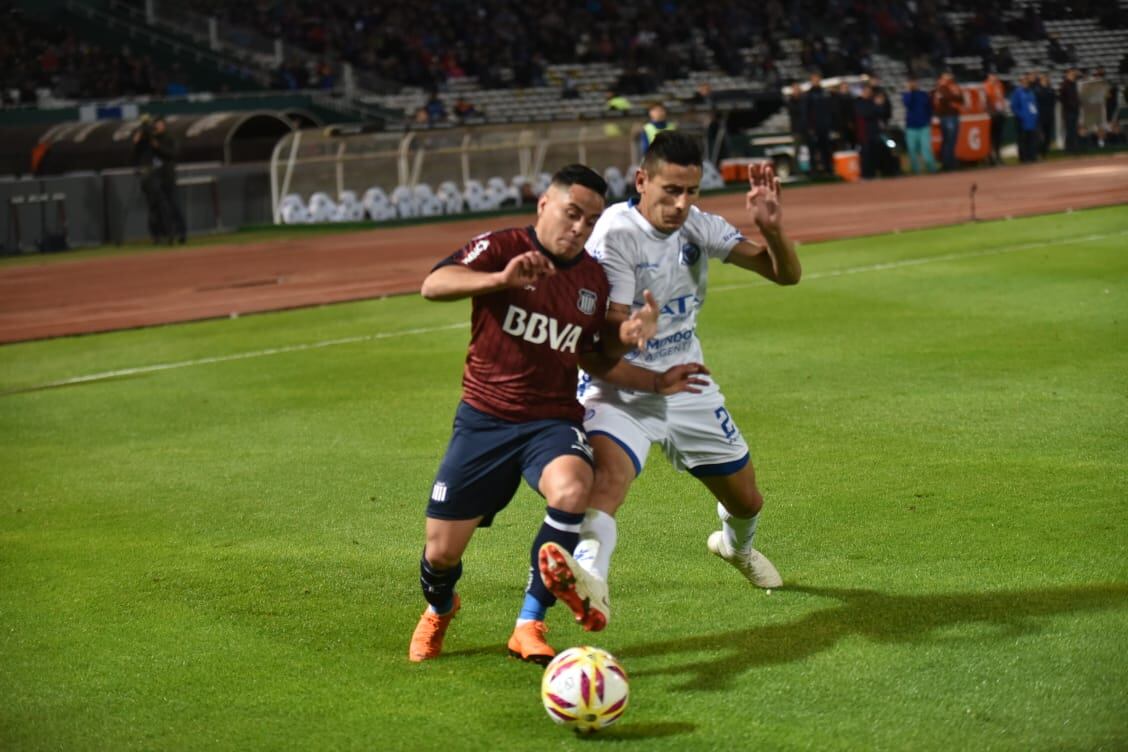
[551,163,608,199]
[641,131,703,174]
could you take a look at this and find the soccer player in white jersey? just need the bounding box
[540,130,802,627]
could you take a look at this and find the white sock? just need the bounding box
[717,501,759,556]
[573,509,617,580]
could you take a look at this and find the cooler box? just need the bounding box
[834,151,860,182]
[719,158,755,182]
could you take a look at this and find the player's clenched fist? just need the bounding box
[502,250,556,288]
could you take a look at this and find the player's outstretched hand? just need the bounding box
[746,162,783,231]
[501,250,555,288]
[620,289,659,351]
[655,363,712,395]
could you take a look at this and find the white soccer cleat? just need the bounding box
[707,531,783,588]
[539,542,611,631]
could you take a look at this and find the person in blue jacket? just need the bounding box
[1010,73,1041,163]
[902,77,937,174]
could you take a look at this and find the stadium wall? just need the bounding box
[0,163,271,253]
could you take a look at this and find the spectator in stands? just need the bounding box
[1010,73,1040,163]
[873,87,900,177]
[902,77,936,174]
[605,89,632,112]
[1060,68,1082,153]
[931,71,963,170]
[688,81,714,108]
[165,64,189,97]
[1035,73,1057,157]
[984,73,1008,165]
[832,81,856,151]
[452,96,481,122]
[995,46,1016,75]
[560,71,581,100]
[1105,76,1120,129]
[786,85,807,169]
[639,102,675,155]
[802,71,834,175]
[425,90,447,124]
[855,84,883,179]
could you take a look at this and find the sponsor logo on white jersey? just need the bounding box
[501,305,582,353]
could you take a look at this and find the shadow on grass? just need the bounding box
[576,721,698,741]
[626,583,1128,691]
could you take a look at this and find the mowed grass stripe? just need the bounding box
[0,207,1125,751]
[3,208,1124,394]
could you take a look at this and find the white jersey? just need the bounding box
[581,200,745,402]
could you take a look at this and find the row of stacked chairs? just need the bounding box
[276,163,724,225]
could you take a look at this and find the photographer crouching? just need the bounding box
[132,115,187,244]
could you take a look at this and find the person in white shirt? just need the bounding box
[539,130,802,631]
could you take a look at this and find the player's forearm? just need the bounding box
[420,267,507,301]
[598,309,641,360]
[759,226,802,285]
[581,352,659,392]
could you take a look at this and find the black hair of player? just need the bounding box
[641,131,703,174]
[551,164,608,199]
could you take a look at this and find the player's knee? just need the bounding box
[546,476,591,513]
[592,464,632,506]
[423,548,462,571]
[725,489,764,518]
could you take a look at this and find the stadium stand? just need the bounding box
[2,0,1124,249]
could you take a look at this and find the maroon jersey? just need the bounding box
[435,226,610,423]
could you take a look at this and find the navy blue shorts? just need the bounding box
[426,402,594,527]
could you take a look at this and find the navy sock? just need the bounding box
[524,507,584,610]
[420,554,462,614]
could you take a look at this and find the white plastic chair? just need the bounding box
[279,193,309,224]
[390,185,419,219]
[333,190,365,222]
[307,191,337,223]
[362,187,397,221]
[437,182,465,214]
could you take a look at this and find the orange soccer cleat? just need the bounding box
[507,620,555,665]
[408,594,461,662]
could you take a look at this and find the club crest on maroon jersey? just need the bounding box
[577,289,597,316]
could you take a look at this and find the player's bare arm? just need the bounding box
[421,250,555,301]
[725,163,802,285]
[617,289,659,353]
[579,352,711,395]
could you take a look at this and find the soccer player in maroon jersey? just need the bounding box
[409,164,709,664]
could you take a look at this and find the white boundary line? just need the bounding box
[711,230,1127,293]
[7,229,1125,394]
[5,322,468,394]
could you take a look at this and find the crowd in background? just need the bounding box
[3,0,1126,174]
[0,3,190,106]
[787,64,1122,180]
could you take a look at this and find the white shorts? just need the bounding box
[581,388,750,477]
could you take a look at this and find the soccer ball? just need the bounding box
[541,646,629,733]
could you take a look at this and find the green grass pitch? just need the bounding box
[1,206,1126,750]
